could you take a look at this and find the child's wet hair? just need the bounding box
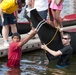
[12,33,21,40]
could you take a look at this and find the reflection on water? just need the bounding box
[20,50,47,75]
[0,50,76,75]
[60,0,75,18]
[46,68,66,75]
[5,67,21,75]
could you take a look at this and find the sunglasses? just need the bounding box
[62,38,69,40]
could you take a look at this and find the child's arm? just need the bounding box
[18,29,37,47]
[41,44,62,56]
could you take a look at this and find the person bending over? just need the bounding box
[0,0,24,46]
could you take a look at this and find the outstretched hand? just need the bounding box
[29,28,37,35]
[41,44,48,50]
[58,28,63,32]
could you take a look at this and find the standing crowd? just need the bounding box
[0,0,64,47]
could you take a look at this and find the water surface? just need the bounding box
[0,50,76,75]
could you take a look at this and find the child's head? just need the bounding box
[12,33,21,42]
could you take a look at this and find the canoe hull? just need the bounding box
[0,23,31,35]
[16,23,31,34]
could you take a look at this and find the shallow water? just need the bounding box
[63,0,74,13]
[60,0,75,17]
[0,50,76,75]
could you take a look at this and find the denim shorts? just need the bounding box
[2,13,17,26]
[38,10,48,20]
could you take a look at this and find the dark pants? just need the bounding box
[3,13,17,26]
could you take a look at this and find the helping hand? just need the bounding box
[58,28,63,32]
[29,28,37,34]
[41,44,48,50]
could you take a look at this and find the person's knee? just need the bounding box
[10,24,17,33]
[2,25,9,29]
[55,16,60,22]
[10,24,16,28]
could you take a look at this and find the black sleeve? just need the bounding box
[60,45,73,54]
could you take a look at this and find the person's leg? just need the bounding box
[55,10,63,28]
[55,10,63,36]
[10,24,17,34]
[48,8,53,25]
[8,13,17,34]
[2,25,9,41]
[2,25,9,46]
[2,13,10,46]
[51,9,57,28]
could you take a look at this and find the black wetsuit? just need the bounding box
[57,45,73,66]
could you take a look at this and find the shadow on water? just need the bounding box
[46,54,76,75]
[3,67,21,75]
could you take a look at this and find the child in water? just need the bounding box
[6,29,36,68]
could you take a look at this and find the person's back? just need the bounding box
[0,0,18,14]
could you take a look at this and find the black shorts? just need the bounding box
[3,13,17,26]
[0,16,2,26]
